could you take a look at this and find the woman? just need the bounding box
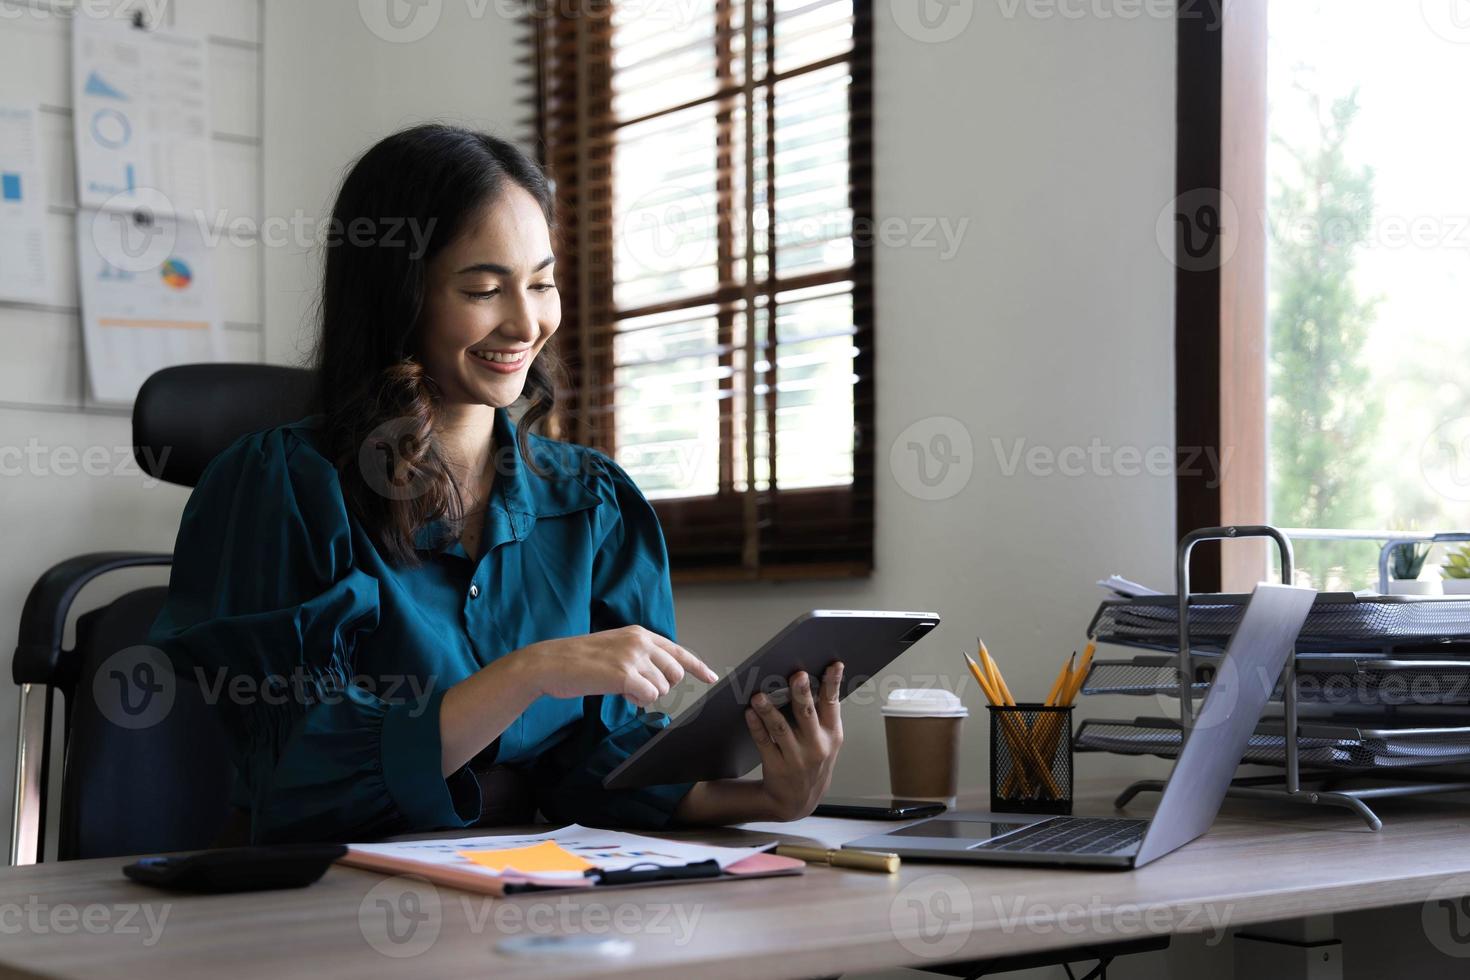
[146,124,843,844]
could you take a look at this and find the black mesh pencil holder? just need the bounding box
[989,704,1074,815]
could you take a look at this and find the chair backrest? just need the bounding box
[12,363,317,862]
[134,362,320,485]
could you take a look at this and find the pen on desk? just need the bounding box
[774,845,900,874]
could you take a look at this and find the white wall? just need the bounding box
[0,0,263,859]
[260,0,526,367]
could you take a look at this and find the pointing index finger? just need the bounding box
[645,632,720,684]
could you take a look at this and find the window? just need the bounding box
[524,0,874,581]
[1175,2,1470,592]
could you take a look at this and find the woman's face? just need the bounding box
[416,184,560,409]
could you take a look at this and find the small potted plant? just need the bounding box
[1442,545,1470,596]
[1388,541,1439,595]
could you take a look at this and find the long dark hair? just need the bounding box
[306,124,562,567]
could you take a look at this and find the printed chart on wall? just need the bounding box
[0,99,52,303]
[72,18,214,216]
[71,18,222,404]
[76,208,223,405]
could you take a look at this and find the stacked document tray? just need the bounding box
[1087,592,1470,653]
[1076,717,1470,770]
[1078,592,1470,772]
[1081,652,1470,707]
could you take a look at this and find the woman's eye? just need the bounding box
[466,289,499,300]
[531,282,557,292]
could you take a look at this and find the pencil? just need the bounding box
[1028,638,1098,792]
[963,651,999,705]
[1063,639,1096,706]
[969,649,1061,798]
[978,639,1016,705]
[1044,653,1074,707]
[1002,651,1074,797]
[964,651,1034,793]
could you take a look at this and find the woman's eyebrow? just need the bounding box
[455,255,556,275]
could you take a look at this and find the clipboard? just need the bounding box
[338,847,804,897]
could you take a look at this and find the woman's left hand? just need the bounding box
[744,661,845,822]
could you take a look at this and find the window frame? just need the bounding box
[1174,0,1270,592]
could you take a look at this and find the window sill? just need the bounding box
[670,560,873,586]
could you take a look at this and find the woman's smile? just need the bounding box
[468,347,531,374]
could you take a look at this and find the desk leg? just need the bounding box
[1235,916,1342,980]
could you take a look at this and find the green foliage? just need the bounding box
[1389,541,1431,580]
[1268,86,1383,586]
[1444,545,1470,581]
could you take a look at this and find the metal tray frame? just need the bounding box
[1105,525,1470,831]
[1082,652,1470,706]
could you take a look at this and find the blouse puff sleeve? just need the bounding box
[145,427,481,845]
[521,450,698,830]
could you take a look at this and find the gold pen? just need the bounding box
[774,845,900,874]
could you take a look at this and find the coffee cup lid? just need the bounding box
[881,688,968,718]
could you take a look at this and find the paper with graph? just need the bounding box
[72,17,214,217]
[75,207,223,404]
[0,100,52,303]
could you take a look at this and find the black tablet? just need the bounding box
[602,610,941,789]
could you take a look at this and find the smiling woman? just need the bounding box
[144,124,844,845]
[307,125,566,566]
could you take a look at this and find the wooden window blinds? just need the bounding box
[522,0,874,581]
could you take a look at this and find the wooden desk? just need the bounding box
[4,785,1470,979]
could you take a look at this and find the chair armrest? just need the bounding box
[13,552,173,686]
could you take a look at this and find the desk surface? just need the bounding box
[5,784,1470,979]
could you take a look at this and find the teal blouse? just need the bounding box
[145,406,695,844]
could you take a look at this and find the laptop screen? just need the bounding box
[1132,583,1317,866]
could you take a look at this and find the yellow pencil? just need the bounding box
[1044,653,1075,707]
[978,639,1016,706]
[971,649,1062,798]
[964,651,1036,793]
[1063,639,1096,706]
[1026,639,1098,797]
[963,651,999,704]
[1003,651,1074,798]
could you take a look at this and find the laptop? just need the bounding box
[842,583,1317,869]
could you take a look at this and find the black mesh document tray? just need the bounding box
[1088,592,1470,653]
[1075,716,1470,771]
[1081,653,1470,707]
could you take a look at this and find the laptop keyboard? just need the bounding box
[971,817,1149,855]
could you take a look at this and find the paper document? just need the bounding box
[72,18,214,217]
[1098,574,1164,599]
[458,841,595,877]
[348,824,771,883]
[0,100,51,303]
[76,206,224,404]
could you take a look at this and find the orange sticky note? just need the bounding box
[458,840,595,875]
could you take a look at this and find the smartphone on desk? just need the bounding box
[812,797,947,820]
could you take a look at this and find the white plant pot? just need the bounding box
[1388,579,1442,596]
[1442,579,1470,596]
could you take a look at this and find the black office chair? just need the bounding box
[10,363,317,863]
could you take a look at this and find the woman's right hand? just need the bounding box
[511,625,719,708]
